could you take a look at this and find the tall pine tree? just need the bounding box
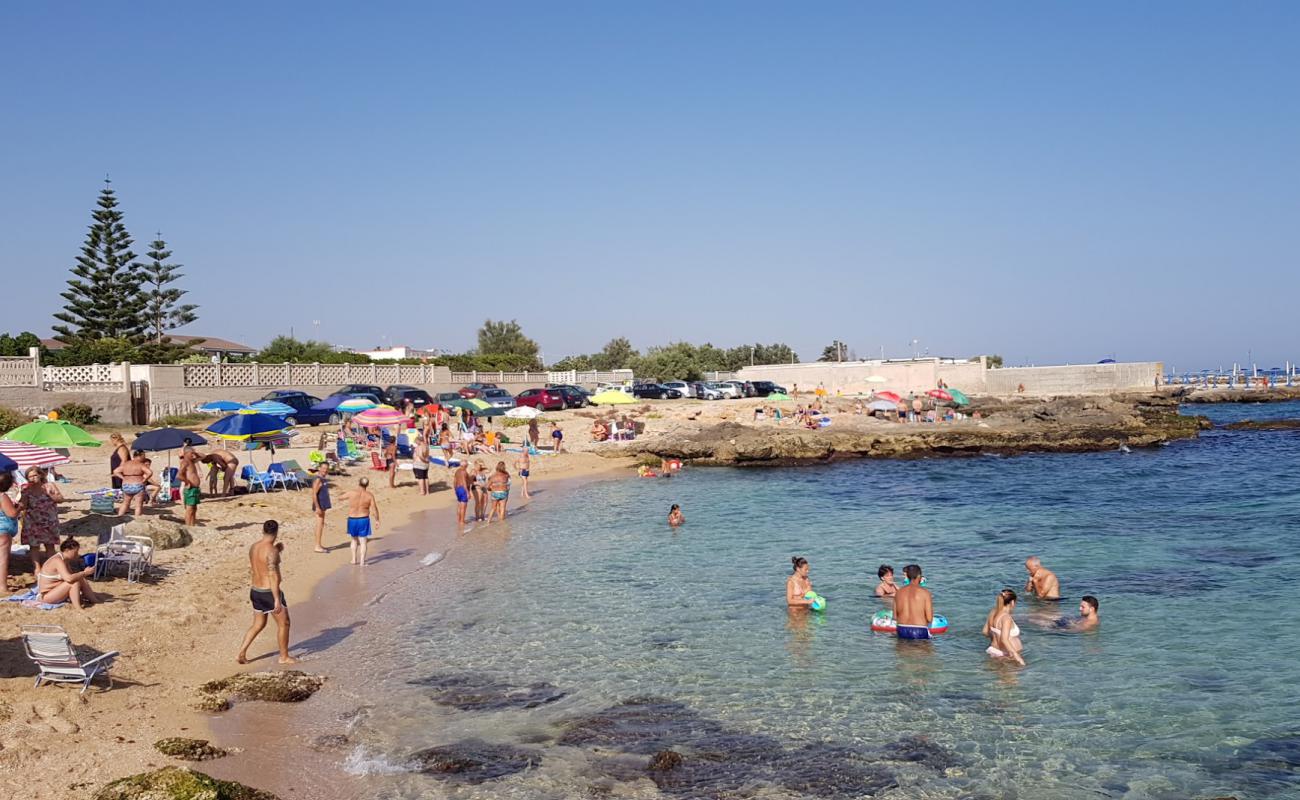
[138,234,199,361]
[52,178,149,345]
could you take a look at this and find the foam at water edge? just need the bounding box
[421,551,445,566]
[343,744,412,776]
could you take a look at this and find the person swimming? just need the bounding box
[874,564,897,597]
[984,588,1025,664]
[786,557,816,608]
[667,504,684,527]
[1055,595,1100,630]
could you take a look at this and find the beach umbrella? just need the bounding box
[338,397,377,413]
[927,389,953,402]
[874,391,902,404]
[591,390,635,405]
[474,406,506,418]
[4,419,101,448]
[0,453,17,473]
[198,400,249,412]
[0,441,71,471]
[206,412,291,441]
[867,399,897,412]
[866,375,887,384]
[946,388,970,406]
[767,392,792,400]
[249,400,296,416]
[132,428,208,451]
[352,407,407,428]
[505,406,542,420]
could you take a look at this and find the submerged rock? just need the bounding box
[153,737,229,761]
[558,696,726,753]
[879,735,963,771]
[1224,418,1300,430]
[411,739,542,783]
[197,670,324,711]
[648,750,684,771]
[409,672,567,711]
[310,733,351,752]
[93,766,278,800]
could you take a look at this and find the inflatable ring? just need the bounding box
[804,591,827,611]
[871,609,948,634]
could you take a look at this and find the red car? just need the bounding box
[513,387,565,410]
[458,382,499,399]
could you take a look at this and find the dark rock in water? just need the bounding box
[879,735,964,770]
[771,743,899,797]
[411,740,541,784]
[309,733,350,751]
[197,671,324,711]
[648,750,684,771]
[1224,418,1300,430]
[409,672,567,711]
[153,737,228,761]
[557,696,725,753]
[1178,546,1280,570]
[1097,569,1223,596]
[93,766,278,799]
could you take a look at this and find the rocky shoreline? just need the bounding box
[1180,386,1300,404]
[608,394,1208,465]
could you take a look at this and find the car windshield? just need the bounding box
[484,389,509,398]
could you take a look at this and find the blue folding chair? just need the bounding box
[268,463,299,490]
[241,465,275,493]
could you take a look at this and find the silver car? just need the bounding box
[481,388,516,409]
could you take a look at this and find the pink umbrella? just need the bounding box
[927,389,953,402]
[351,407,407,428]
[0,441,71,471]
[874,391,902,404]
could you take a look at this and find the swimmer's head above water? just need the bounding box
[903,564,922,583]
[878,564,894,581]
[791,556,809,577]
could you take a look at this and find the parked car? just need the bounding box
[436,392,462,406]
[480,388,516,409]
[632,383,673,400]
[337,384,386,401]
[548,385,588,408]
[747,380,787,397]
[258,391,337,426]
[547,383,593,400]
[458,382,499,399]
[514,387,566,410]
[385,385,434,409]
[661,381,694,398]
[709,381,743,399]
[722,381,750,398]
[693,382,724,400]
[593,382,632,394]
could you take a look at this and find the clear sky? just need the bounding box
[3,2,1297,371]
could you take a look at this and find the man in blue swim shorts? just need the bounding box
[452,462,470,526]
[342,477,380,566]
[893,564,934,640]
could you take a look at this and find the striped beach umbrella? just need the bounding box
[927,389,954,402]
[206,412,291,441]
[0,441,72,471]
[249,400,296,416]
[338,397,377,413]
[352,407,407,428]
[198,400,249,412]
[873,391,902,404]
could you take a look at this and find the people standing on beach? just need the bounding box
[893,564,934,639]
[342,477,380,566]
[19,467,65,573]
[1023,557,1061,600]
[112,451,150,516]
[550,422,564,453]
[472,462,489,522]
[0,472,17,591]
[35,538,99,609]
[180,438,202,526]
[311,464,331,553]
[202,449,239,496]
[385,434,398,488]
[528,418,540,450]
[984,589,1025,664]
[108,433,130,490]
[515,448,531,499]
[438,423,454,468]
[453,461,470,526]
[487,461,511,522]
[412,432,430,495]
[786,557,816,607]
[236,520,299,665]
[875,564,898,597]
[668,504,685,527]
[1058,596,1100,630]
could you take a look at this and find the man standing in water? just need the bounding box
[236,520,298,665]
[894,564,933,639]
[1024,556,1061,600]
[343,477,380,566]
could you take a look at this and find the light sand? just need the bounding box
[0,410,632,797]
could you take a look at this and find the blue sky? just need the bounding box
[3,2,1297,370]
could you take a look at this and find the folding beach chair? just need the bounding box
[94,523,154,583]
[21,624,119,694]
[369,451,387,472]
[241,464,276,493]
[280,459,312,487]
[267,463,297,490]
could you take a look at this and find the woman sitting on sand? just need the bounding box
[786,557,817,608]
[591,419,609,442]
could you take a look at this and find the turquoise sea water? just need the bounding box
[311,402,1300,799]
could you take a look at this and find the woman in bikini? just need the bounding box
[112,451,152,516]
[108,433,130,490]
[0,472,19,591]
[983,589,1025,665]
[472,462,489,522]
[786,556,816,608]
[19,467,65,571]
[36,538,99,609]
[487,461,511,522]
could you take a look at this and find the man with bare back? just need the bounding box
[236,520,298,665]
[343,477,380,566]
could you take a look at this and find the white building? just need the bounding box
[353,345,442,361]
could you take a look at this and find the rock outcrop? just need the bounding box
[196,671,324,712]
[126,518,193,550]
[1224,419,1300,431]
[1183,386,1300,404]
[94,767,278,800]
[154,737,229,761]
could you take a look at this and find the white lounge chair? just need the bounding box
[94,523,154,583]
[21,624,119,694]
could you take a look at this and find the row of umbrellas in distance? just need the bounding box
[199,395,548,425]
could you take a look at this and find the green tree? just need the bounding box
[257,336,369,364]
[635,342,702,381]
[139,235,199,360]
[0,331,41,356]
[591,337,638,370]
[818,340,848,362]
[52,179,148,345]
[550,354,595,371]
[982,354,1004,368]
[44,337,142,366]
[476,319,540,367]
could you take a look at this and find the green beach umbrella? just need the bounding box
[3,418,101,448]
[767,392,791,401]
[947,388,971,406]
[448,398,493,412]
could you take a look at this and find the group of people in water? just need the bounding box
[786,554,1100,666]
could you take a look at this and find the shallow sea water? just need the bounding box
[315,402,1300,799]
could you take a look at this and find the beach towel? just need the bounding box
[6,587,69,611]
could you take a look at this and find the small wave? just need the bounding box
[342,745,411,776]
[421,551,445,566]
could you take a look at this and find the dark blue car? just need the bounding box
[259,391,339,426]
